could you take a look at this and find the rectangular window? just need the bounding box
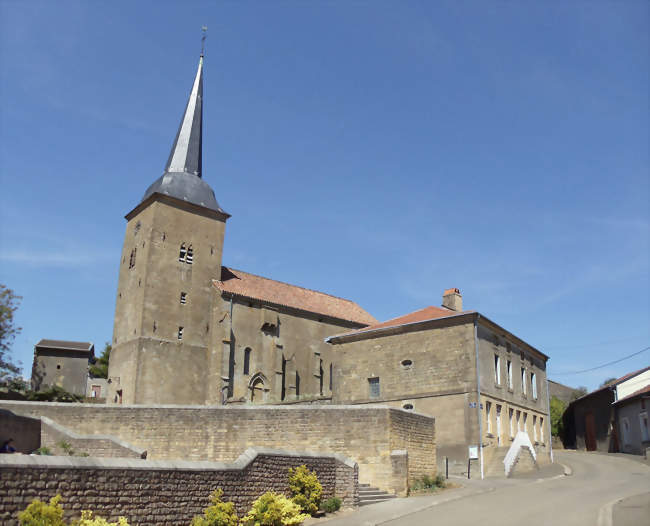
[639,412,649,442]
[178,326,183,340]
[521,367,527,395]
[486,401,492,434]
[509,408,514,437]
[516,410,521,432]
[540,417,544,443]
[507,360,513,389]
[494,354,501,385]
[533,415,538,441]
[243,348,251,375]
[329,363,333,392]
[523,412,528,433]
[180,292,187,304]
[368,377,380,399]
[531,372,537,399]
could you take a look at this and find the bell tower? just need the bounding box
[108,53,230,405]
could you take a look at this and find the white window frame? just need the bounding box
[507,360,513,389]
[533,415,537,442]
[521,367,527,395]
[516,410,521,431]
[486,401,492,434]
[494,355,501,385]
[540,417,544,443]
[531,372,537,400]
[509,408,514,437]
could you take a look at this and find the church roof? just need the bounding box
[214,267,377,326]
[140,55,227,215]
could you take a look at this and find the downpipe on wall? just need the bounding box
[474,315,484,479]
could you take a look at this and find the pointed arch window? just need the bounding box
[179,243,187,262]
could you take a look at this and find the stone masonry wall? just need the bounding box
[0,449,358,525]
[0,402,434,495]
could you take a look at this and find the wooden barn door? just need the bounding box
[585,412,597,451]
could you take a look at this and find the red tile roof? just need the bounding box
[614,384,650,405]
[214,267,377,326]
[332,305,470,338]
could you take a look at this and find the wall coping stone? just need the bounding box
[0,447,358,472]
[390,450,408,456]
[40,416,147,458]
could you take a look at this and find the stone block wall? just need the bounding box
[0,449,358,525]
[41,417,145,458]
[0,402,435,495]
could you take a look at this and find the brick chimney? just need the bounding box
[442,288,462,312]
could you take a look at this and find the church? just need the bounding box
[107,52,551,473]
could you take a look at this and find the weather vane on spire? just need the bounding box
[201,26,207,57]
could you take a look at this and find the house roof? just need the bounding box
[214,267,377,326]
[614,384,650,405]
[332,305,468,338]
[35,339,94,353]
[569,366,650,405]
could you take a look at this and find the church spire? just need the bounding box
[164,55,204,178]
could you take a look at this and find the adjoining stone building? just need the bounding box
[328,289,550,474]
[31,339,94,397]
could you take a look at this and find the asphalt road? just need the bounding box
[381,451,649,526]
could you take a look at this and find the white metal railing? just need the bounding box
[503,431,536,476]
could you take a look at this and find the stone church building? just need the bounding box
[107,53,551,472]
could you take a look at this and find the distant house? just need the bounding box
[614,384,650,455]
[86,377,108,400]
[564,367,650,453]
[31,339,94,396]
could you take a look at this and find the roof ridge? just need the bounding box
[221,266,362,306]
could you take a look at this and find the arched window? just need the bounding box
[249,373,267,403]
[243,347,252,375]
[186,245,194,264]
[179,243,187,262]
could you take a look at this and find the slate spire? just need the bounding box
[164,55,204,178]
[139,52,227,215]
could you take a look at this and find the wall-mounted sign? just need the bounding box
[469,402,477,408]
[468,446,479,459]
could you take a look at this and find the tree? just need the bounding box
[89,342,111,378]
[550,396,567,437]
[569,386,588,401]
[0,284,22,381]
[600,378,617,387]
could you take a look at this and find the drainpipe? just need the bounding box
[545,376,553,463]
[474,315,484,479]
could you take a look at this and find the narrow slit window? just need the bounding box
[533,415,538,441]
[180,292,187,304]
[494,354,501,385]
[243,347,251,375]
[179,243,186,262]
[486,401,492,434]
[186,245,193,264]
[178,326,184,340]
[540,417,544,442]
[521,367,527,395]
[531,372,537,399]
[507,360,513,389]
[329,363,333,391]
[129,248,137,269]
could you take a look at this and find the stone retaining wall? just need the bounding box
[1,402,436,495]
[0,448,358,525]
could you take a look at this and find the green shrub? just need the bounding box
[190,489,238,526]
[18,495,67,526]
[240,492,309,526]
[72,510,130,526]
[34,446,52,455]
[411,473,446,491]
[321,497,341,513]
[288,465,322,516]
[58,441,75,456]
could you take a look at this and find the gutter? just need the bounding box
[474,314,484,479]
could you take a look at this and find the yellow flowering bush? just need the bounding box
[240,492,309,526]
[288,465,322,515]
[72,510,130,526]
[190,489,238,526]
[18,495,67,526]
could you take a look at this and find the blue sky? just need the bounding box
[1,1,648,391]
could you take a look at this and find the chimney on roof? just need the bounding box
[442,288,462,312]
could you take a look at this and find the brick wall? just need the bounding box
[0,449,357,525]
[0,402,435,495]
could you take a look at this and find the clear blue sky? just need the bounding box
[1,1,648,391]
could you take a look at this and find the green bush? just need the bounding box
[411,473,446,491]
[240,492,309,526]
[18,495,67,526]
[321,497,341,513]
[190,489,238,526]
[34,446,52,455]
[288,465,322,516]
